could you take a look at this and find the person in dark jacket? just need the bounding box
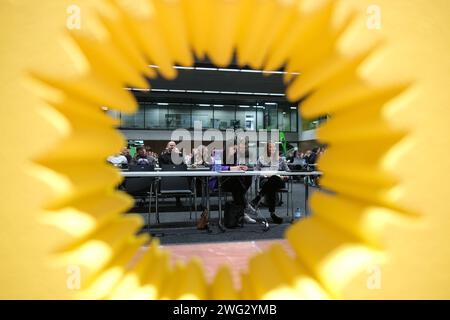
[306,147,319,165]
[158,141,186,206]
[131,147,156,166]
[209,144,256,224]
[158,140,185,165]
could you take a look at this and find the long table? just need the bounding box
[121,170,322,231]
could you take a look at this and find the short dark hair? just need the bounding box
[136,146,145,152]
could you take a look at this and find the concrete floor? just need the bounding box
[129,181,321,245]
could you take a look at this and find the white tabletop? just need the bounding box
[121,170,322,177]
[150,167,210,171]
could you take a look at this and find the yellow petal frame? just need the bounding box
[1,0,449,299]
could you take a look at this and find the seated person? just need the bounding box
[159,141,187,206]
[289,150,303,163]
[305,148,319,166]
[191,145,211,166]
[289,150,306,171]
[208,145,256,224]
[249,143,289,224]
[121,147,132,163]
[131,147,156,166]
[107,152,128,167]
[306,148,320,164]
[159,140,185,166]
[190,145,211,197]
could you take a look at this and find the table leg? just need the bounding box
[193,177,197,220]
[148,182,152,233]
[206,176,210,220]
[290,176,294,223]
[156,177,160,224]
[217,177,225,232]
[304,176,309,217]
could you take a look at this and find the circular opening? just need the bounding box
[31,0,405,299]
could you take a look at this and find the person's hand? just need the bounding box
[239,165,248,171]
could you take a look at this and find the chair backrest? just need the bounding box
[160,164,187,171]
[123,164,154,194]
[160,164,190,191]
[124,177,154,194]
[129,164,155,172]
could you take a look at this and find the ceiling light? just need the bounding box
[217,68,240,72]
[174,66,195,70]
[151,88,169,92]
[195,67,218,71]
[240,69,263,73]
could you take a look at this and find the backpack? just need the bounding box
[223,202,244,228]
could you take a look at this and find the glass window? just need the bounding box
[236,106,257,131]
[256,106,265,130]
[264,104,278,130]
[107,109,121,127]
[213,105,236,130]
[166,105,191,129]
[302,118,321,131]
[290,107,298,132]
[192,105,213,129]
[145,104,167,129]
[277,105,291,132]
[121,107,145,129]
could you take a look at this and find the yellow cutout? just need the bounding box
[1,0,449,299]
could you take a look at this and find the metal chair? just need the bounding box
[122,164,156,229]
[156,164,195,223]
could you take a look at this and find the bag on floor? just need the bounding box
[224,202,244,229]
[197,208,209,230]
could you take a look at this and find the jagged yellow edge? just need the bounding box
[28,0,412,299]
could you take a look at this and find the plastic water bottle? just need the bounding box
[294,207,302,220]
[214,160,222,172]
[213,150,223,172]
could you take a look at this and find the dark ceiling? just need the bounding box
[150,67,285,93]
[131,59,300,105]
